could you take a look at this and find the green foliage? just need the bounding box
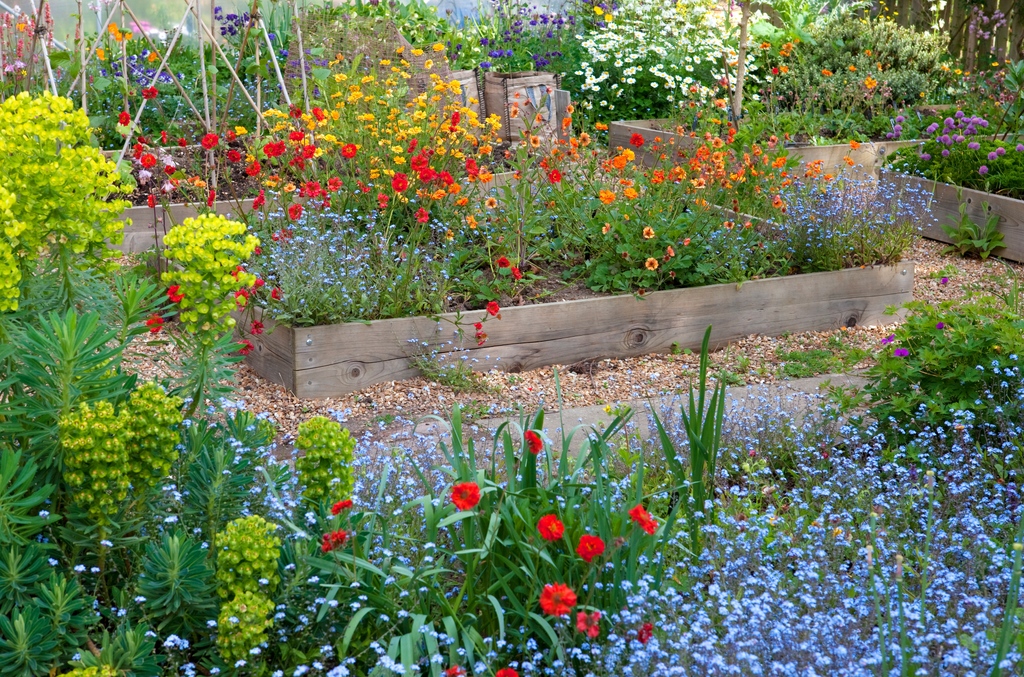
[0,545,48,615]
[215,515,281,600]
[138,531,217,637]
[651,325,724,559]
[0,92,129,312]
[295,417,356,505]
[63,667,118,677]
[72,623,161,677]
[0,604,60,676]
[161,214,260,340]
[865,297,1024,443]
[775,16,946,117]
[59,400,130,526]
[940,196,1005,259]
[123,383,184,492]
[0,449,53,547]
[410,352,496,395]
[215,590,275,663]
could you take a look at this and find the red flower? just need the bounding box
[207,189,216,207]
[511,266,523,281]
[411,154,430,172]
[289,130,305,142]
[450,482,481,510]
[227,149,242,163]
[301,145,316,159]
[465,158,480,177]
[147,194,157,209]
[201,133,219,150]
[495,670,519,677]
[415,207,430,223]
[246,161,262,176]
[225,130,237,142]
[548,169,562,184]
[486,301,500,318]
[539,583,576,616]
[289,105,303,119]
[407,139,419,153]
[524,430,543,454]
[496,256,511,268]
[271,287,283,300]
[140,153,157,169]
[637,622,654,644]
[145,314,164,334]
[250,320,264,335]
[252,190,266,210]
[164,164,177,175]
[320,529,349,553]
[629,132,645,148]
[576,535,605,563]
[264,141,286,158]
[341,143,358,159]
[142,86,158,100]
[537,515,565,542]
[629,504,658,535]
[445,668,466,677]
[119,111,131,126]
[167,285,184,303]
[576,610,601,639]
[160,130,168,145]
[312,107,326,121]
[392,172,409,193]
[238,339,255,356]
[327,177,343,192]
[178,137,187,148]
[288,203,303,220]
[331,499,354,515]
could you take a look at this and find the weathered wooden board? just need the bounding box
[883,172,1024,262]
[609,119,916,176]
[242,264,914,398]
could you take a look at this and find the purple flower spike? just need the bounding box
[894,348,910,357]
[881,334,896,345]
[935,322,945,330]
[940,277,949,285]
[979,165,989,175]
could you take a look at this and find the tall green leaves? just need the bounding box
[651,324,725,559]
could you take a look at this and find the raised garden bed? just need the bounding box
[609,119,917,175]
[883,171,1024,262]
[240,263,914,398]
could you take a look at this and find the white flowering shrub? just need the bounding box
[563,0,757,122]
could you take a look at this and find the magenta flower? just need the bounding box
[979,165,989,175]
[940,277,948,285]
[935,322,945,330]
[1016,144,1024,152]
[894,348,910,357]
[881,334,896,345]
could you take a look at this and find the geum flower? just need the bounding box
[537,515,565,541]
[539,583,576,616]
[450,482,481,510]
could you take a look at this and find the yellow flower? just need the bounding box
[411,48,425,57]
[594,5,604,14]
[864,76,878,89]
[424,59,434,70]
[432,43,445,52]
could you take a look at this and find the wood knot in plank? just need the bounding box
[624,327,650,348]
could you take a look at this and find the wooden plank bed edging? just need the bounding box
[609,119,916,175]
[882,172,1024,263]
[240,264,915,398]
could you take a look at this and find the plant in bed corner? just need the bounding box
[940,188,1005,259]
[888,110,1024,199]
[238,52,502,328]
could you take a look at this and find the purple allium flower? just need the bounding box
[989,151,999,161]
[927,123,939,134]
[979,165,989,175]
[920,153,931,161]
[896,115,905,124]
[894,348,910,357]
[1017,144,1024,152]
[936,322,945,330]
[881,334,896,345]
[996,146,1006,156]
[968,142,981,150]
[955,135,965,143]
[939,134,952,145]
[941,149,950,157]
[943,117,954,127]
[955,110,965,119]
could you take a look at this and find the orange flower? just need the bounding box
[466,215,478,228]
[611,155,629,170]
[624,187,639,200]
[602,223,612,234]
[864,76,878,89]
[772,195,785,209]
[594,122,609,131]
[645,258,658,271]
[843,155,855,167]
[848,65,857,72]
[683,238,691,246]
[821,69,833,77]
[642,226,655,239]
[665,245,675,257]
[485,197,498,209]
[849,140,861,150]
[598,190,615,205]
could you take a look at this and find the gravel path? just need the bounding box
[121,237,1024,440]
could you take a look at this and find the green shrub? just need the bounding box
[215,515,281,599]
[864,297,1024,442]
[294,416,355,505]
